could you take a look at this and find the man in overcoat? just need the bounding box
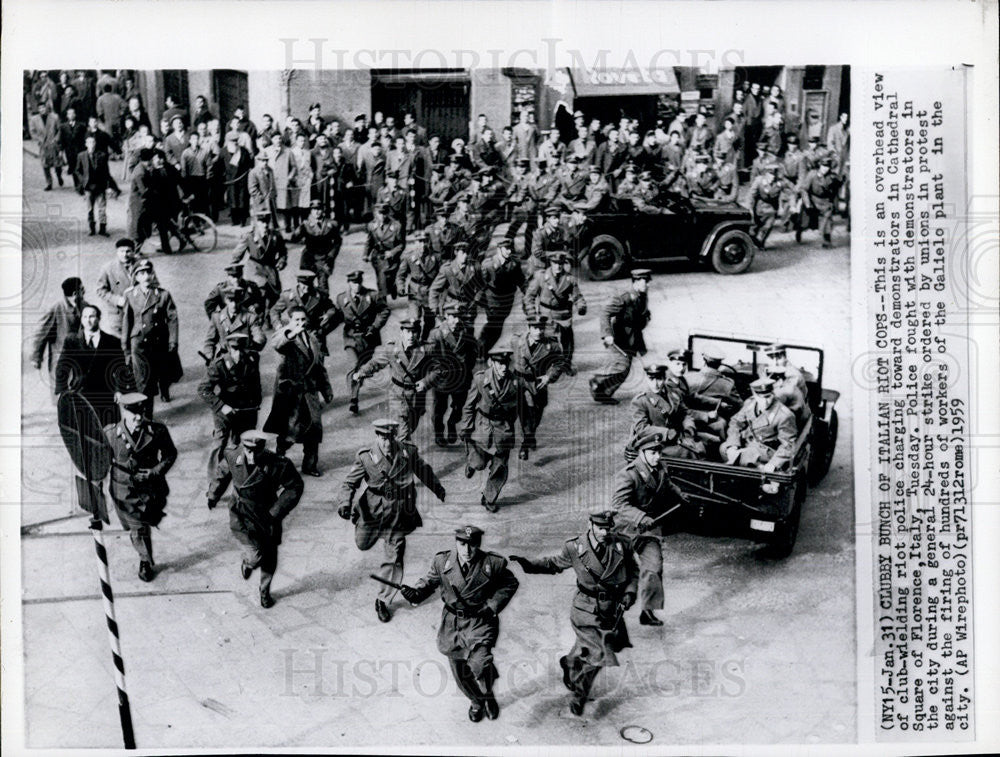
[460,347,525,512]
[327,270,390,414]
[208,430,303,608]
[509,510,637,715]
[262,307,332,477]
[120,259,180,413]
[610,428,688,626]
[338,419,446,622]
[400,525,518,722]
[589,268,652,403]
[104,392,177,581]
[510,315,565,460]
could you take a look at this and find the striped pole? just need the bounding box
[89,518,137,749]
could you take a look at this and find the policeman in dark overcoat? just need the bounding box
[426,304,479,447]
[208,430,304,608]
[400,526,519,722]
[610,428,687,627]
[589,268,652,403]
[338,420,446,622]
[510,510,638,716]
[104,392,177,581]
[120,259,179,413]
[198,332,262,487]
[395,230,443,340]
[299,199,342,295]
[328,270,390,414]
[460,347,524,512]
[355,319,442,440]
[510,315,565,459]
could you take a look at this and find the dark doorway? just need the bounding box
[212,69,249,125]
[371,70,470,144]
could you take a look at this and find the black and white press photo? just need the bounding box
[13,60,859,748]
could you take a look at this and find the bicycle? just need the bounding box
[171,195,218,253]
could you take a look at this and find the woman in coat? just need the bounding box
[268,137,297,233]
[289,132,315,227]
[28,103,64,189]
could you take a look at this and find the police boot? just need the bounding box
[138,561,155,582]
[99,224,109,237]
[375,598,392,623]
[260,589,275,609]
[88,220,96,236]
[446,423,458,445]
[639,610,663,626]
[517,446,529,460]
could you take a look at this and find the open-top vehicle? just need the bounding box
[574,193,757,280]
[664,333,840,557]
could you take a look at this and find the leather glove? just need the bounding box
[134,470,150,483]
[622,591,637,610]
[479,606,496,622]
[637,516,654,534]
[460,429,472,443]
[400,585,420,604]
[435,486,446,503]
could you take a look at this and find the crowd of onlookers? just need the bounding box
[24,70,850,250]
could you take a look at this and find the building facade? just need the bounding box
[131,65,848,146]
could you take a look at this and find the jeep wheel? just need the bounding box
[809,409,839,485]
[768,469,807,558]
[583,235,626,280]
[710,229,756,274]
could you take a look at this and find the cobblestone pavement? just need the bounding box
[15,149,854,748]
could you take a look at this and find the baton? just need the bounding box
[369,573,411,592]
[643,502,684,531]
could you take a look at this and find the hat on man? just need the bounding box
[644,363,667,378]
[255,210,271,219]
[638,170,653,181]
[309,199,324,210]
[786,133,800,145]
[819,156,834,167]
[750,378,776,394]
[762,343,787,357]
[477,166,496,178]
[387,169,399,179]
[374,201,388,213]
[807,135,820,144]
[624,162,637,173]
[588,163,601,174]
[526,314,549,328]
[630,268,652,281]
[133,259,154,274]
[240,430,269,450]
[487,346,513,362]
[452,241,470,255]
[226,331,251,346]
[398,318,420,332]
[443,303,466,318]
[667,348,690,361]
[496,239,514,253]
[222,284,244,300]
[701,348,724,364]
[373,419,399,437]
[543,205,561,217]
[224,263,244,276]
[346,269,365,283]
[61,276,84,296]
[294,270,317,282]
[516,158,530,169]
[589,509,616,528]
[455,525,484,545]
[138,147,155,161]
[634,427,666,451]
[548,250,571,264]
[116,392,148,411]
[765,364,788,377]
[115,237,136,250]
[694,153,711,164]
[536,158,549,167]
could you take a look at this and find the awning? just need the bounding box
[371,69,469,85]
[568,67,680,98]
